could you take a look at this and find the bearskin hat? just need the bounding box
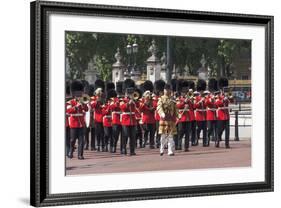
[171,79,178,92]
[208,78,218,92]
[164,83,172,90]
[123,79,136,92]
[218,77,228,90]
[106,82,115,92]
[106,89,117,100]
[116,81,123,95]
[66,80,71,95]
[178,79,189,92]
[188,80,195,91]
[154,79,166,93]
[88,84,95,96]
[142,80,154,92]
[94,79,105,90]
[196,79,207,91]
[70,80,84,92]
[135,88,143,98]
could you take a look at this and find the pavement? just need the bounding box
[66,139,251,175]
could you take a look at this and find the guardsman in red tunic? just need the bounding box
[176,80,192,151]
[195,79,208,146]
[109,96,121,153]
[153,80,166,148]
[206,78,219,145]
[205,91,218,146]
[101,83,116,153]
[187,81,197,146]
[215,77,232,148]
[110,81,124,153]
[90,80,105,151]
[139,90,156,149]
[119,79,137,155]
[102,98,112,152]
[65,81,71,157]
[134,88,144,148]
[66,80,89,159]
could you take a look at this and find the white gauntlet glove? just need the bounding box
[160,113,165,119]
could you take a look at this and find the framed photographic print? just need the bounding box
[30,0,274,207]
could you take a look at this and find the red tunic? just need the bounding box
[66,99,88,128]
[215,95,230,120]
[194,95,207,121]
[176,96,190,122]
[139,99,156,124]
[90,97,104,123]
[120,98,137,126]
[205,94,217,121]
[65,103,69,127]
[109,97,121,125]
[102,102,112,127]
[134,100,142,125]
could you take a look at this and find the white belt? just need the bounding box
[112,111,121,114]
[196,109,206,112]
[179,109,189,112]
[207,108,217,111]
[104,115,112,118]
[69,113,84,116]
[122,112,135,115]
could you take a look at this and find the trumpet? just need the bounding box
[79,94,91,105]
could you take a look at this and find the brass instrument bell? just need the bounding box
[79,94,91,104]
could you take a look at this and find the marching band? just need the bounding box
[66,77,233,159]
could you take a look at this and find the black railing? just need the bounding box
[230,103,251,141]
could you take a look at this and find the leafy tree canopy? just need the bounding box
[66,31,251,81]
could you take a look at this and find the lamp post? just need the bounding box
[126,39,138,73]
[126,39,140,81]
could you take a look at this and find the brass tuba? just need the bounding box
[79,94,91,104]
[133,91,141,101]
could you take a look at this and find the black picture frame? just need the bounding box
[30,0,274,207]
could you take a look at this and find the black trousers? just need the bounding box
[135,124,143,147]
[143,123,156,147]
[104,126,113,148]
[197,121,207,145]
[216,120,230,147]
[65,126,71,156]
[69,128,84,157]
[112,124,122,150]
[177,121,191,149]
[190,121,197,145]
[207,120,217,144]
[155,121,161,147]
[122,125,136,154]
[84,127,96,150]
[95,122,104,148]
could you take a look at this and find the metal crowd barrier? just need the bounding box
[230,103,252,141]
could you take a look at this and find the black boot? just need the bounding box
[215,141,220,148]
